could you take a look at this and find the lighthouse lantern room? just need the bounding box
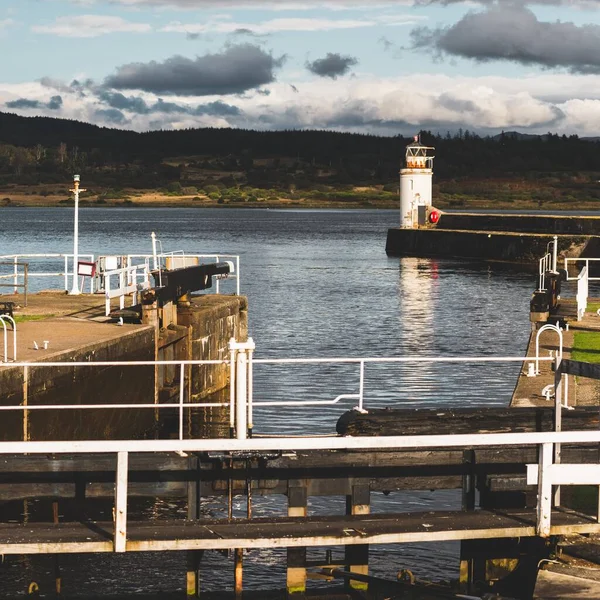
[400,135,436,229]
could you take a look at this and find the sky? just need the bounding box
[1,0,600,136]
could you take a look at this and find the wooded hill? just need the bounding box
[0,111,599,209]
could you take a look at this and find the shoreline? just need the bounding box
[2,198,600,211]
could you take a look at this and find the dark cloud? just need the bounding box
[97,91,241,117]
[47,95,63,110]
[98,90,151,113]
[306,53,358,79]
[94,108,128,124]
[6,96,63,111]
[186,32,200,40]
[104,43,286,96]
[6,98,41,109]
[411,4,600,73]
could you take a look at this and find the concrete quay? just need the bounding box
[0,291,247,441]
[386,213,600,264]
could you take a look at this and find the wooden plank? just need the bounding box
[0,445,597,501]
[337,407,600,437]
[561,360,600,379]
[0,509,598,555]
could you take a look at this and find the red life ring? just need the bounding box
[429,210,440,224]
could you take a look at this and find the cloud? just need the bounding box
[97,90,242,116]
[0,19,14,31]
[6,95,63,110]
[6,72,600,137]
[411,4,600,73]
[33,15,151,38]
[161,16,418,36]
[104,44,286,96]
[70,0,417,8]
[94,108,128,124]
[306,53,358,78]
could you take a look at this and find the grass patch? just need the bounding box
[12,314,51,323]
[572,330,600,363]
[586,302,600,314]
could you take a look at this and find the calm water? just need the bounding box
[0,207,535,597]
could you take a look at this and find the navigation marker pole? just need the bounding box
[69,174,86,295]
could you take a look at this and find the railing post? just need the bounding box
[247,338,254,436]
[236,353,248,440]
[13,256,17,294]
[358,360,365,412]
[230,339,256,440]
[24,263,28,307]
[114,451,128,552]
[229,339,237,438]
[536,442,553,537]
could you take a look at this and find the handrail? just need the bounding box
[104,264,151,316]
[0,261,28,305]
[0,354,556,441]
[564,257,600,282]
[0,253,94,293]
[0,315,16,363]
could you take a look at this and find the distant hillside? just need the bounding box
[0,111,599,195]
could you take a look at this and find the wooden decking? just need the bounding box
[2,508,599,555]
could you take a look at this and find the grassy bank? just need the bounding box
[1,180,600,210]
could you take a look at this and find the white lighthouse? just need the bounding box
[399,135,435,229]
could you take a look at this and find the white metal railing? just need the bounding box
[0,432,597,550]
[535,323,563,375]
[0,350,556,443]
[0,315,16,363]
[577,265,589,321]
[538,252,552,292]
[0,345,591,547]
[104,264,151,316]
[564,257,600,282]
[0,254,95,294]
[0,359,228,442]
[0,261,28,305]
[537,236,558,292]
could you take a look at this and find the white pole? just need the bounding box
[552,235,558,273]
[69,175,86,295]
[151,232,158,271]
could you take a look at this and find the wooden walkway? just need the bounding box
[2,508,599,555]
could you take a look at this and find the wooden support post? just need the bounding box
[345,483,370,592]
[114,452,128,553]
[187,455,203,599]
[234,547,243,599]
[460,449,476,592]
[462,449,476,511]
[287,484,307,597]
[52,501,61,596]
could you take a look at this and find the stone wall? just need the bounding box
[386,228,592,264]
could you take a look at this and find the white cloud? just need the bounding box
[32,15,152,38]
[5,72,600,136]
[0,18,14,31]
[161,14,422,35]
